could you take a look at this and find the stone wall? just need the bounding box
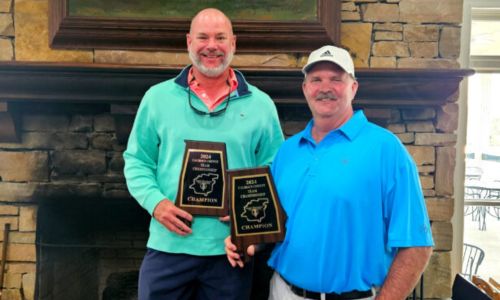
[4,0,462,69]
[0,0,463,299]
[0,109,150,299]
[0,0,13,61]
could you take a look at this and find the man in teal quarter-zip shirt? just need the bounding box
[123,8,284,300]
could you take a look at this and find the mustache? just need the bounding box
[315,92,337,101]
[200,50,224,56]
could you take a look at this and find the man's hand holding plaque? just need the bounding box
[154,199,193,236]
[227,166,286,263]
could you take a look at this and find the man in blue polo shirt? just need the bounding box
[225,45,434,300]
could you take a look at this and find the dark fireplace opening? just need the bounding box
[35,197,149,300]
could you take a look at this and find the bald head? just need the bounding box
[187,8,236,78]
[190,8,233,35]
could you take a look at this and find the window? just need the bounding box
[462,0,500,282]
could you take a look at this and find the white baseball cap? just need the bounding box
[302,45,355,78]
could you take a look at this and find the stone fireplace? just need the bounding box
[36,196,147,300]
[0,62,471,299]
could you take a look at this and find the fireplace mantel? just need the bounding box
[0,62,473,142]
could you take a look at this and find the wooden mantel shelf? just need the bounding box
[0,62,473,142]
[0,62,473,105]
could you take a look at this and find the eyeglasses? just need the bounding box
[188,80,232,117]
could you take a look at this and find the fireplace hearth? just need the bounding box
[36,198,148,300]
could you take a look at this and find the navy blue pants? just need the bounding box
[138,249,253,300]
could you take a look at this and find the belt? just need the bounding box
[284,277,373,300]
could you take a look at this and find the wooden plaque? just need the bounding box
[176,140,228,217]
[228,166,286,261]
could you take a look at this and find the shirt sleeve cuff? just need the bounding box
[143,190,168,216]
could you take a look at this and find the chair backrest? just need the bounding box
[473,276,500,300]
[452,274,492,300]
[462,243,485,280]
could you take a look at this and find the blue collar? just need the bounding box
[299,110,368,144]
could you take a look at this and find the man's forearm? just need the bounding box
[376,247,432,300]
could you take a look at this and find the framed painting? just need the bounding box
[49,0,341,53]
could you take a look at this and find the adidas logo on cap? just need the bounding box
[320,50,333,57]
[302,45,355,78]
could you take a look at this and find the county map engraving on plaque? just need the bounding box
[241,198,269,223]
[189,173,219,197]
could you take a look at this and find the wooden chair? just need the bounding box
[490,278,500,290]
[472,276,500,300]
